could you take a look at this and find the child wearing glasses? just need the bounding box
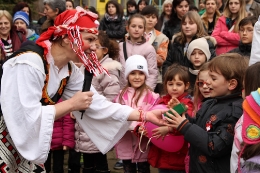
[228,16,257,58]
[186,37,211,92]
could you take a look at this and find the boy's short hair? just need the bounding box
[239,16,258,28]
[140,5,159,19]
[208,53,249,93]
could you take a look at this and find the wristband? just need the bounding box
[177,119,189,131]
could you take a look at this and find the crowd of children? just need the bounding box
[1,0,260,173]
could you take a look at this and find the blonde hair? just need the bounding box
[175,11,208,45]
[0,10,12,25]
[223,0,247,32]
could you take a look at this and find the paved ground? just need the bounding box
[53,150,157,173]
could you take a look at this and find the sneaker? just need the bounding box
[113,161,123,170]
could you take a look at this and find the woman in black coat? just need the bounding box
[99,0,126,42]
[163,0,190,41]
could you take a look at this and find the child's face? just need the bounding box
[182,18,198,38]
[239,23,254,44]
[208,70,232,97]
[190,49,207,70]
[166,75,189,98]
[164,3,172,16]
[228,0,240,15]
[14,19,27,32]
[127,18,145,41]
[197,70,211,98]
[94,39,108,61]
[144,14,158,30]
[127,5,136,13]
[205,0,217,13]
[128,70,146,89]
[139,1,147,12]
[199,0,206,9]
[175,1,189,19]
[107,3,117,16]
[66,1,74,10]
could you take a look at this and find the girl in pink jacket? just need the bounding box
[114,55,160,173]
[212,0,247,55]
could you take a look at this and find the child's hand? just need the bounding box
[70,112,76,119]
[168,97,180,109]
[165,108,187,129]
[139,125,148,136]
[152,126,169,140]
[63,146,69,150]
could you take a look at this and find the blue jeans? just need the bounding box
[158,168,185,173]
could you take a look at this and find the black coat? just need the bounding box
[162,36,216,76]
[181,93,243,173]
[228,42,251,58]
[99,16,126,40]
[162,17,181,41]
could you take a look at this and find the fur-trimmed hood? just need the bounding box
[92,55,121,101]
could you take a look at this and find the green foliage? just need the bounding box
[0,1,39,20]
[0,0,37,3]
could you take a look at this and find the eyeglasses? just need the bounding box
[239,29,253,34]
[95,45,106,49]
[196,80,210,87]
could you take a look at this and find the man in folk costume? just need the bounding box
[0,7,166,172]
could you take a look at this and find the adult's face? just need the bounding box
[164,3,172,16]
[0,16,11,38]
[44,4,58,20]
[206,0,217,14]
[22,7,30,16]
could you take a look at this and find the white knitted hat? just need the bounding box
[125,55,149,79]
[187,37,211,62]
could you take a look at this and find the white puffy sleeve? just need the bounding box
[249,16,260,66]
[62,63,133,154]
[1,53,55,164]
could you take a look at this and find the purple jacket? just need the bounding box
[51,113,75,150]
[240,155,260,173]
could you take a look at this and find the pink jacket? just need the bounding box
[51,113,75,150]
[114,87,160,162]
[212,16,240,55]
[118,38,158,90]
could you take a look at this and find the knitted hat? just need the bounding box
[162,0,173,11]
[242,88,260,145]
[187,37,211,62]
[125,55,149,79]
[13,11,29,26]
[36,6,106,76]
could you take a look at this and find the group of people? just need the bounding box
[1,0,260,173]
